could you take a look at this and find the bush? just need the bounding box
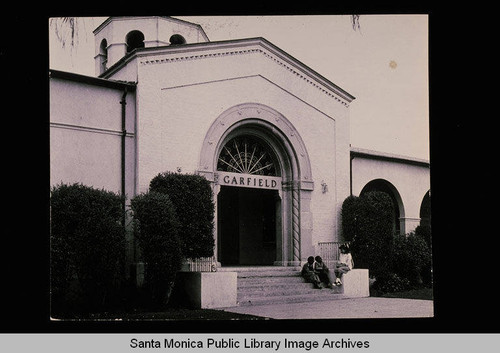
[415,224,432,250]
[372,272,411,293]
[50,183,126,313]
[340,195,359,242]
[392,233,432,287]
[343,191,395,279]
[149,172,215,258]
[341,192,433,293]
[130,191,182,307]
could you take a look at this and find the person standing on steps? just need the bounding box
[314,256,335,289]
[301,256,322,289]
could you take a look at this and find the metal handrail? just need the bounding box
[317,241,341,268]
[184,256,217,272]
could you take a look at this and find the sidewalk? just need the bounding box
[221,297,434,319]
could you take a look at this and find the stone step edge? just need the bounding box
[238,287,342,300]
[237,293,347,306]
[237,272,302,279]
[218,266,302,272]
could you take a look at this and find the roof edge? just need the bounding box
[49,69,137,91]
[102,36,355,103]
[350,147,430,167]
[93,16,210,41]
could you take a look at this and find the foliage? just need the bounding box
[149,172,215,259]
[415,224,432,250]
[340,195,359,242]
[392,232,432,287]
[342,191,395,279]
[341,191,433,293]
[130,191,182,307]
[372,272,412,293]
[50,183,126,313]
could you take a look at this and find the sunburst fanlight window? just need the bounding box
[217,136,278,176]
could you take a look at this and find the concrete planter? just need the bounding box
[341,269,370,297]
[173,271,237,309]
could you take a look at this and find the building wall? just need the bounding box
[49,75,136,199]
[109,40,352,255]
[351,153,430,234]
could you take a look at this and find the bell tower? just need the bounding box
[93,16,209,76]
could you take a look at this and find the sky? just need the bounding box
[49,15,429,160]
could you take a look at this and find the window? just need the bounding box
[169,34,186,45]
[126,30,145,53]
[217,136,278,176]
[99,39,108,73]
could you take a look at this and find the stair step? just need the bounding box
[238,292,346,306]
[218,266,345,307]
[218,266,302,271]
[237,271,302,279]
[238,285,342,300]
[219,267,302,278]
[238,278,310,289]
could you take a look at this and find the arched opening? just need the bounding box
[169,34,186,45]
[420,190,431,229]
[199,103,314,267]
[98,39,108,74]
[216,133,284,266]
[360,179,404,235]
[126,30,145,53]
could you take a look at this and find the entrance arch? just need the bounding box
[198,103,314,267]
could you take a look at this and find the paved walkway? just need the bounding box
[221,297,434,319]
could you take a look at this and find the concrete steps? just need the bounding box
[219,266,344,306]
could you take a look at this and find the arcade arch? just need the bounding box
[360,179,405,235]
[419,190,431,228]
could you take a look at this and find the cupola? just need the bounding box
[93,16,209,75]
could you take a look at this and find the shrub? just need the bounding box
[149,172,215,259]
[50,183,126,313]
[372,272,411,293]
[340,195,360,242]
[344,191,395,279]
[130,191,182,307]
[393,232,432,287]
[415,224,432,250]
[341,192,433,293]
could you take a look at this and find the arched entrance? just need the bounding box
[216,135,282,265]
[198,103,314,267]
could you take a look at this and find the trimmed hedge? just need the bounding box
[341,191,433,293]
[340,195,360,243]
[130,191,182,307]
[392,232,432,287]
[341,191,395,279]
[50,183,126,313]
[149,172,215,259]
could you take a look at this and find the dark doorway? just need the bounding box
[218,186,278,266]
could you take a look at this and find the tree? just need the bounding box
[130,191,183,307]
[149,172,215,259]
[341,191,395,279]
[50,15,362,49]
[50,17,83,49]
[50,183,126,313]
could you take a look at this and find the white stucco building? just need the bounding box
[49,17,430,293]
